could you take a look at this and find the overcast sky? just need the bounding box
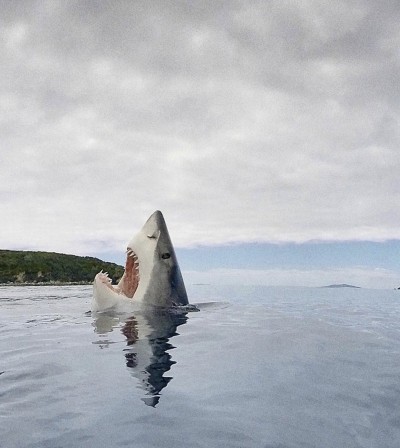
[1,1,400,287]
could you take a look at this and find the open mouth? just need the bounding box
[97,248,140,298]
[124,248,140,298]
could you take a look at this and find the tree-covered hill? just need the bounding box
[0,250,124,284]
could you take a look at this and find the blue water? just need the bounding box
[1,284,400,448]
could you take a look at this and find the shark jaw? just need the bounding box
[92,211,188,312]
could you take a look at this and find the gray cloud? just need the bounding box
[1,1,400,254]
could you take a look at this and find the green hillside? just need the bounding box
[0,250,124,284]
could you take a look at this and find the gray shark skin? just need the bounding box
[92,211,189,312]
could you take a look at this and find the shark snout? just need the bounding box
[143,210,168,236]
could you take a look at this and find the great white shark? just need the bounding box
[92,210,189,312]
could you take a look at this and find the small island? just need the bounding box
[321,284,361,289]
[0,250,124,285]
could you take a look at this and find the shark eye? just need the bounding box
[161,253,171,259]
[147,234,157,239]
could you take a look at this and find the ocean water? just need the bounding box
[1,284,400,448]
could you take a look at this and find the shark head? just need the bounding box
[92,211,188,311]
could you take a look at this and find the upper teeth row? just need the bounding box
[127,249,138,259]
[127,249,139,271]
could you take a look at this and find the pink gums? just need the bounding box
[120,250,140,298]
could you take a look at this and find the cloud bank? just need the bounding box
[1,1,400,254]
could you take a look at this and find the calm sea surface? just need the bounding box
[1,284,400,448]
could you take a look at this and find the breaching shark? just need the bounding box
[92,211,189,312]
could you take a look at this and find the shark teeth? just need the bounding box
[126,247,140,272]
[127,248,138,259]
[98,271,112,284]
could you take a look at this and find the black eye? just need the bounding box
[161,253,170,259]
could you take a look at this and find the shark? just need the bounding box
[92,210,189,312]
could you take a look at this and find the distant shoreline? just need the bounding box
[0,281,92,286]
[0,249,123,285]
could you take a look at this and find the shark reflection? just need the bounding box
[92,309,189,406]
